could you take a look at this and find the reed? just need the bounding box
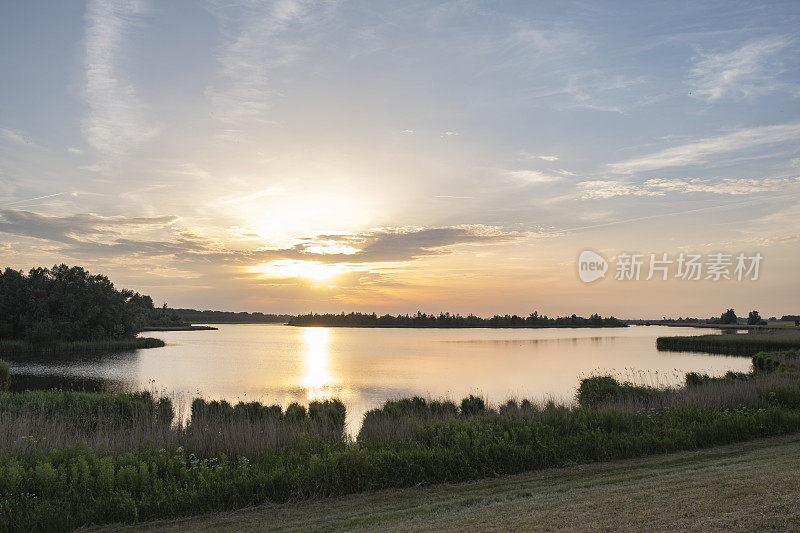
[0,359,8,391]
[0,337,165,355]
[656,334,800,355]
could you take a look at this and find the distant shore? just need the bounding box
[287,324,627,329]
[140,325,218,331]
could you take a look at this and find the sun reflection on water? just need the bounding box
[301,327,334,400]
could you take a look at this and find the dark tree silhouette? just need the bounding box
[720,309,738,324]
[0,265,178,342]
[287,311,625,328]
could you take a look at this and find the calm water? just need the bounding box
[6,325,751,434]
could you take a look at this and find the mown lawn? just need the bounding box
[116,433,800,532]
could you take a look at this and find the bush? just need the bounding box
[576,376,621,406]
[459,395,486,416]
[753,353,782,372]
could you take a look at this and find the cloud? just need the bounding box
[0,209,179,248]
[206,0,315,125]
[559,70,646,113]
[0,210,521,269]
[83,0,158,156]
[505,170,564,184]
[608,122,800,174]
[688,36,794,102]
[578,180,662,200]
[0,128,33,146]
[579,176,799,199]
[518,151,559,162]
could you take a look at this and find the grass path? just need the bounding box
[110,434,800,532]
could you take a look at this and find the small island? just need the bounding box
[0,265,202,354]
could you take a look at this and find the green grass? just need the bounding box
[122,434,800,533]
[0,337,165,355]
[656,334,800,355]
[3,402,800,531]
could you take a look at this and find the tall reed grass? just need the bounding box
[0,392,346,457]
[656,334,800,355]
[0,359,9,391]
[0,337,165,355]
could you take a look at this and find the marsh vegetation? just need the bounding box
[1,348,799,530]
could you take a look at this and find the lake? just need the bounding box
[6,325,751,435]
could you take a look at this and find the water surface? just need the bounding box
[6,325,751,434]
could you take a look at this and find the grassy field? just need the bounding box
[113,433,800,532]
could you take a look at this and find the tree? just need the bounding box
[747,310,761,325]
[0,265,162,342]
[720,309,737,324]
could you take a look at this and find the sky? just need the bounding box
[0,0,799,318]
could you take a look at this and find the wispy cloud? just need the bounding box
[518,152,559,161]
[688,35,794,102]
[608,122,800,174]
[0,128,34,146]
[0,209,178,244]
[505,170,564,184]
[206,0,315,125]
[579,176,799,199]
[83,0,157,156]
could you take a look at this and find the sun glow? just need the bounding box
[248,260,350,281]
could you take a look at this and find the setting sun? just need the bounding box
[248,260,351,281]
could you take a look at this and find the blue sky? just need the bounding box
[1,1,799,317]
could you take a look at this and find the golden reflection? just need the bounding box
[301,327,334,400]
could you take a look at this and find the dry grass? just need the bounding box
[0,395,345,457]
[108,433,800,532]
[0,413,343,457]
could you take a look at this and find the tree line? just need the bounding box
[0,265,183,342]
[287,311,626,328]
[168,308,291,324]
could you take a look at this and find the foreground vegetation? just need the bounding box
[1,349,800,530]
[657,332,800,355]
[288,311,626,328]
[125,434,800,532]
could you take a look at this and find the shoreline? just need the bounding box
[139,325,218,331]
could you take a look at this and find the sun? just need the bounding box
[248,260,350,282]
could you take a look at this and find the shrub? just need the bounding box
[753,353,782,372]
[577,376,621,406]
[459,395,486,416]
